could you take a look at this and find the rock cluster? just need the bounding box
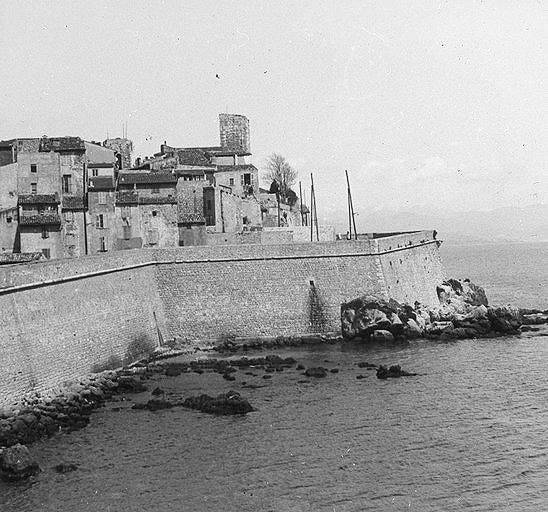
[0,443,40,481]
[376,365,417,379]
[0,371,147,449]
[182,391,254,415]
[341,278,524,342]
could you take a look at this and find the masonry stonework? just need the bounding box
[0,231,443,406]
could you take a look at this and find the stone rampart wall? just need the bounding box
[0,231,443,406]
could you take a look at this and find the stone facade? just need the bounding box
[0,138,117,259]
[103,138,133,169]
[219,113,250,152]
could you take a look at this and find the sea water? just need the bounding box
[1,242,547,511]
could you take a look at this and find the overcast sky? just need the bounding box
[1,1,546,230]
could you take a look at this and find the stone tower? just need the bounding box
[219,114,250,153]
[103,138,133,169]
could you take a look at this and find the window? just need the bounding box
[99,236,106,252]
[95,214,104,228]
[98,192,107,205]
[229,177,234,186]
[30,164,37,173]
[152,210,158,217]
[41,248,50,259]
[31,183,37,195]
[151,187,160,194]
[243,173,251,185]
[147,229,159,245]
[243,216,248,225]
[92,169,98,177]
[123,225,132,240]
[41,226,49,239]
[6,216,12,223]
[62,175,72,194]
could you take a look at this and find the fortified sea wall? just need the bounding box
[0,230,444,406]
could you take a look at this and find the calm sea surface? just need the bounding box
[1,242,547,511]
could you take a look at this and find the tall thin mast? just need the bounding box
[310,173,319,241]
[299,180,304,226]
[345,169,357,240]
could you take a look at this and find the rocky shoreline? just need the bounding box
[2,277,547,482]
[0,349,427,481]
[341,278,548,342]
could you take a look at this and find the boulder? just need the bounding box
[0,444,40,481]
[182,391,254,415]
[376,365,418,379]
[304,367,328,378]
[54,463,78,474]
[116,376,147,394]
[487,306,523,333]
[370,330,394,342]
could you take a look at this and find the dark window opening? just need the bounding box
[229,177,234,186]
[123,225,132,240]
[41,226,49,239]
[62,175,72,194]
[6,216,12,223]
[243,216,248,225]
[31,183,37,195]
[99,236,106,252]
[243,173,251,185]
[30,164,37,173]
[152,210,158,217]
[41,248,50,259]
[92,169,98,177]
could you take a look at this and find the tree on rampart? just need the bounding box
[264,153,298,205]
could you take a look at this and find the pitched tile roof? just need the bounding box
[89,176,115,190]
[39,137,85,153]
[118,172,178,185]
[62,196,85,210]
[115,192,177,205]
[88,162,114,168]
[215,164,258,173]
[0,252,44,265]
[18,193,59,205]
[176,149,211,166]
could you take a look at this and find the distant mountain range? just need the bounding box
[331,204,548,242]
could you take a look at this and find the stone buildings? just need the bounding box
[0,136,120,259]
[0,114,317,261]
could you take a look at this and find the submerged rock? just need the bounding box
[132,399,175,411]
[304,367,328,378]
[116,376,147,394]
[0,443,40,481]
[376,365,418,379]
[182,391,254,415]
[54,463,78,474]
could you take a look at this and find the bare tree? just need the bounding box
[264,153,298,201]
